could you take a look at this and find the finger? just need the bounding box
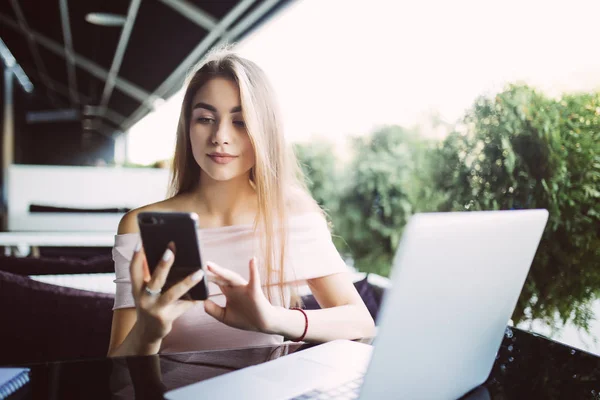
[159,268,205,306]
[129,241,146,297]
[206,261,247,286]
[204,299,226,323]
[206,272,229,287]
[142,257,151,283]
[146,248,175,293]
[169,300,199,319]
[248,256,261,291]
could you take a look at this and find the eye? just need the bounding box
[196,117,215,124]
[233,120,246,128]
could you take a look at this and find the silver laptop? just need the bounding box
[166,209,549,400]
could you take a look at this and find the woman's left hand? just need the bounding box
[203,257,277,334]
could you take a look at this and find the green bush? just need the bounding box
[433,85,600,328]
[294,141,341,216]
[295,84,600,330]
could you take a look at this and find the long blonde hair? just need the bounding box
[169,46,320,306]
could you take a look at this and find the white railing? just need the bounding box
[7,164,170,232]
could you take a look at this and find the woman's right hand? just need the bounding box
[129,243,205,347]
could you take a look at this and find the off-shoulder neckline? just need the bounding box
[115,211,324,238]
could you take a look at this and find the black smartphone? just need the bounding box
[137,211,208,301]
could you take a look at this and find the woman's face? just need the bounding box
[189,77,255,183]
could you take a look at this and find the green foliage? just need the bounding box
[295,84,600,331]
[293,141,341,215]
[332,126,436,276]
[432,85,600,328]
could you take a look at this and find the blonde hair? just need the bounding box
[169,46,320,306]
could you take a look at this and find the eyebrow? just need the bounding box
[192,102,242,114]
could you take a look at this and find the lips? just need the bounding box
[208,153,238,165]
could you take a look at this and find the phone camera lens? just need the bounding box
[140,216,158,225]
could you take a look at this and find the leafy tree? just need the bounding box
[294,141,350,254]
[333,126,435,276]
[295,84,600,331]
[433,85,600,329]
[293,141,341,216]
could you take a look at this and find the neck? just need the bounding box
[192,172,257,225]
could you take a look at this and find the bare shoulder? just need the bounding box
[117,197,183,234]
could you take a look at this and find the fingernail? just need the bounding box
[252,256,257,265]
[162,249,173,261]
[192,269,204,281]
[135,241,142,252]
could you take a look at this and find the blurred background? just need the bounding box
[1,0,598,360]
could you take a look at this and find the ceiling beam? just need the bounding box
[8,0,63,109]
[26,69,128,128]
[158,0,217,31]
[0,12,159,105]
[0,37,34,92]
[28,69,85,103]
[59,0,79,105]
[217,0,283,45]
[84,106,127,127]
[100,0,142,108]
[121,0,259,131]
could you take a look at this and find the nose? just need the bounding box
[211,119,231,145]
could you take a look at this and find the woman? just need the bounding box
[107,48,375,357]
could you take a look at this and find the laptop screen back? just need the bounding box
[359,209,548,399]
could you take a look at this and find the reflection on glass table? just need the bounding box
[3,327,599,399]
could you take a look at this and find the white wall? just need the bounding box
[8,165,170,232]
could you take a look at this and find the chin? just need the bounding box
[213,175,239,182]
[201,167,247,183]
[204,171,237,182]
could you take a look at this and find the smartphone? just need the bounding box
[137,211,208,301]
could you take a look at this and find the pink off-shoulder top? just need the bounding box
[112,212,350,353]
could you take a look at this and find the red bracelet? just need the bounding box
[290,307,308,342]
